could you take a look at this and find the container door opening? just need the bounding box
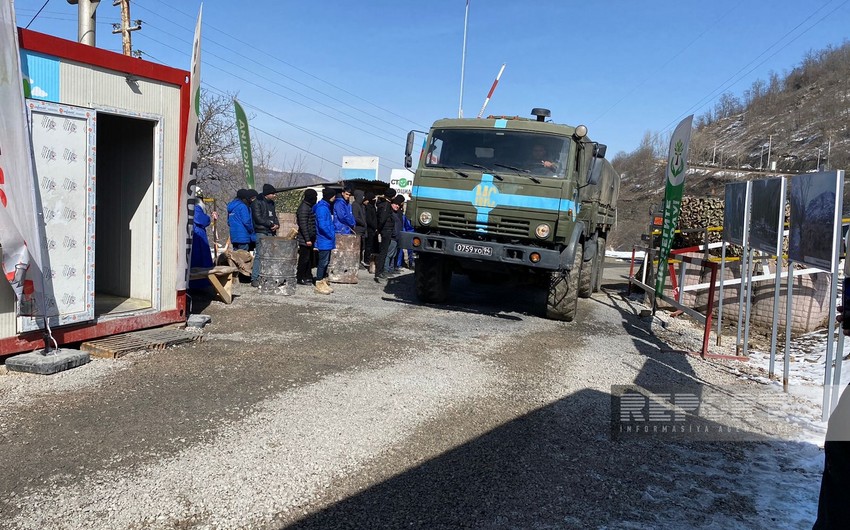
[94,113,156,315]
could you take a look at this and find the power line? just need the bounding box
[138,23,405,145]
[136,32,405,171]
[204,84,404,170]
[650,0,850,151]
[133,0,426,131]
[24,0,52,29]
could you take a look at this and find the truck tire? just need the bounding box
[593,235,607,292]
[578,241,593,299]
[546,244,583,321]
[415,254,451,303]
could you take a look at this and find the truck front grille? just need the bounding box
[438,211,530,237]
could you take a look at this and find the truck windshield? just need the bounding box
[424,128,570,177]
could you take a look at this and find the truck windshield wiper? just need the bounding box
[494,163,541,184]
[461,162,503,180]
[432,165,469,178]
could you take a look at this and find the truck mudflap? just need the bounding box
[399,232,561,270]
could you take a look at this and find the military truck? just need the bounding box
[398,108,620,321]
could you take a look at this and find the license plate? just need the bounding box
[454,243,493,256]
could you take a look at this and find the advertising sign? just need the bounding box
[748,177,785,254]
[788,171,843,271]
[341,156,378,181]
[723,182,750,246]
[389,169,413,197]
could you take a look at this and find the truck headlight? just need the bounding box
[535,223,551,239]
[420,211,433,225]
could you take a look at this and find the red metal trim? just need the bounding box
[628,246,636,295]
[18,28,188,86]
[0,309,186,358]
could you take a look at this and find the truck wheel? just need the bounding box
[546,244,583,321]
[415,254,451,303]
[593,235,607,292]
[578,241,593,299]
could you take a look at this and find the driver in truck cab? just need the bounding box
[529,144,557,173]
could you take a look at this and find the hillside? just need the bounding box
[609,41,850,250]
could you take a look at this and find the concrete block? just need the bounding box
[6,349,90,375]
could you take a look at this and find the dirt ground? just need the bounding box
[0,263,825,529]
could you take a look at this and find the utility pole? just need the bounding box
[66,0,101,46]
[712,140,717,165]
[826,138,832,170]
[817,148,822,172]
[112,0,141,56]
[766,134,773,172]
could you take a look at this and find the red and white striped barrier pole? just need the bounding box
[477,63,506,118]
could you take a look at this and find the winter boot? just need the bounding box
[324,279,335,293]
[314,279,331,295]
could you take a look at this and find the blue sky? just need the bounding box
[12,0,850,180]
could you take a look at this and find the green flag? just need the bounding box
[234,99,255,189]
[655,115,693,297]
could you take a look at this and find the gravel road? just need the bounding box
[0,263,824,529]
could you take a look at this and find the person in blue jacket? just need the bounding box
[189,193,214,290]
[396,204,416,270]
[313,188,337,294]
[332,185,356,234]
[227,189,257,251]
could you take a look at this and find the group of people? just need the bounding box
[224,183,280,287]
[207,183,412,296]
[295,185,413,294]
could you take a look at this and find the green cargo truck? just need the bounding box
[398,108,620,321]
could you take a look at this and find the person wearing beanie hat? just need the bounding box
[227,188,257,252]
[312,188,337,294]
[374,188,398,281]
[352,189,367,265]
[250,184,281,287]
[296,189,318,285]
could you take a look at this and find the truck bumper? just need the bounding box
[399,232,561,271]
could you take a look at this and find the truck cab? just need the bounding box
[399,109,619,321]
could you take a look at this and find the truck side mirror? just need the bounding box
[593,143,607,159]
[404,131,415,169]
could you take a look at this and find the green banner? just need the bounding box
[234,99,255,189]
[655,115,693,297]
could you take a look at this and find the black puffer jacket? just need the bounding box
[377,198,394,238]
[352,190,367,236]
[296,199,317,246]
[251,196,279,235]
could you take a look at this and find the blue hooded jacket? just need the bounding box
[333,195,356,234]
[227,198,255,244]
[313,199,336,250]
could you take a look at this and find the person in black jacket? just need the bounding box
[295,189,318,285]
[364,191,378,267]
[374,188,397,282]
[352,190,367,266]
[250,183,280,287]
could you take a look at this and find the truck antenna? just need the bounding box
[476,63,506,119]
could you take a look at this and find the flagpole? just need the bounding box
[458,0,469,118]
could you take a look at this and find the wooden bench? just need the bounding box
[189,265,238,304]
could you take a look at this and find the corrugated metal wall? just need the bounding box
[0,58,182,341]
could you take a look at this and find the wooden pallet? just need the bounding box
[81,327,204,359]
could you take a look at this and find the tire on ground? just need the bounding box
[546,244,583,321]
[415,254,451,303]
